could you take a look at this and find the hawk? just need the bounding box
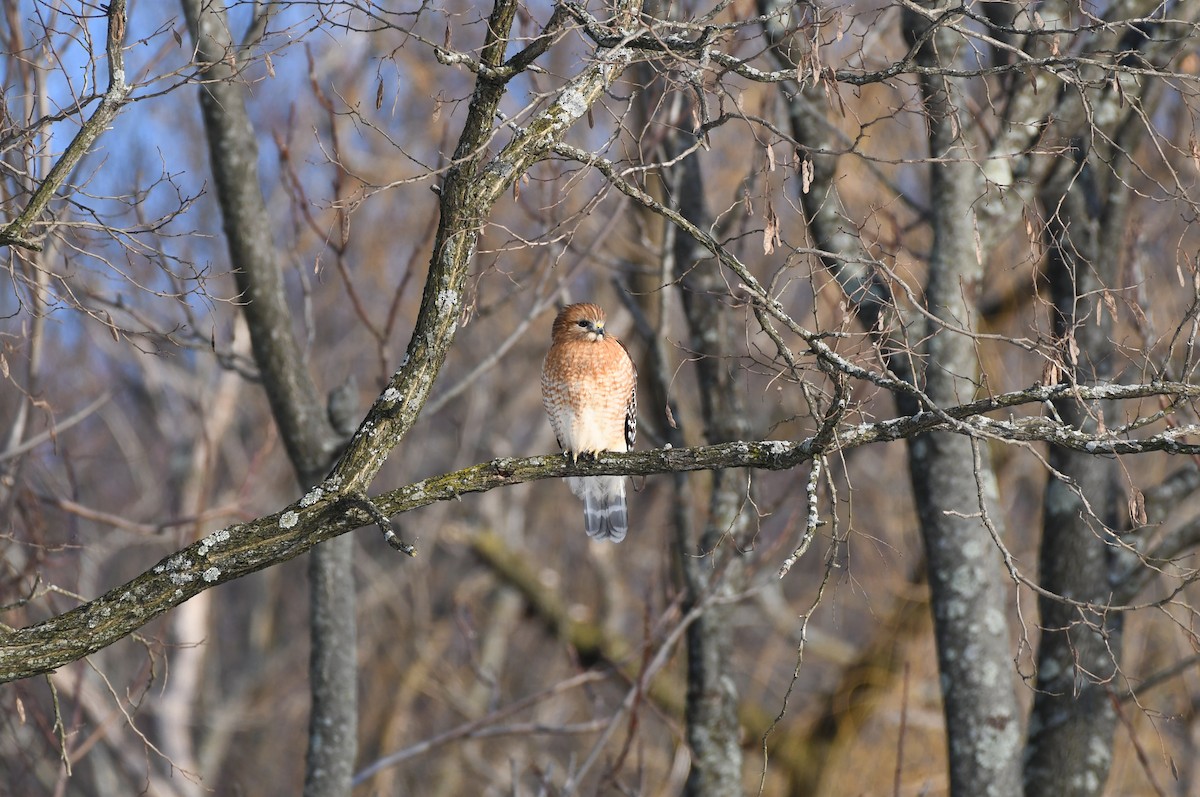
[541,303,638,542]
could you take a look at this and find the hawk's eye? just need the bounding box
[576,320,589,328]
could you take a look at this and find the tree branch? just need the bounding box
[5,378,1200,682]
[0,0,130,251]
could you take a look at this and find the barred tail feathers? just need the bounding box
[566,476,628,543]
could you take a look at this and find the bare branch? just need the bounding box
[0,0,130,251]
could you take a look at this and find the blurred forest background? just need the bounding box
[4,1,1200,795]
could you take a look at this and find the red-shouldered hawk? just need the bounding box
[541,302,638,542]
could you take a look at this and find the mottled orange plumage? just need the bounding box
[541,303,637,542]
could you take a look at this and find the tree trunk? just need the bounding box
[625,2,749,787]
[904,6,1023,796]
[1024,139,1127,797]
[178,3,355,795]
[672,151,749,796]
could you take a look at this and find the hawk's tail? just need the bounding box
[567,476,628,543]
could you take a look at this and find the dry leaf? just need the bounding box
[763,204,781,255]
[1128,487,1147,526]
[1102,291,1117,324]
[1041,358,1061,387]
[1128,295,1147,328]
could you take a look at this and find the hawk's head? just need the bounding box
[552,302,608,343]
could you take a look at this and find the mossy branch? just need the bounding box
[3,376,1200,682]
